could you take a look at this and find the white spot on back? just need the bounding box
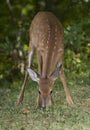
[58,48,63,53]
[46,46,48,49]
[48,24,50,30]
[54,24,58,45]
[55,42,57,45]
[55,35,57,41]
[54,46,56,50]
[47,40,49,44]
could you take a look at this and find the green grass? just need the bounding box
[0,75,90,130]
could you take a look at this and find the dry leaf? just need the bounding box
[21,108,30,114]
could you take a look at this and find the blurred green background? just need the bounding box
[0,0,90,85]
[0,1,90,129]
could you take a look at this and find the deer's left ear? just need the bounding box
[50,64,62,80]
[27,68,39,82]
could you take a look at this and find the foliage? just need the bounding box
[0,0,90,82]
[64,21,90,76]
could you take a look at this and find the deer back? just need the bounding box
[30,12,64,78]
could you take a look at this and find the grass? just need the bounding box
[0,73,90,130]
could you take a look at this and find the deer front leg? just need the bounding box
[37,53,43,75]
[59,68,73,105]
[17,71,28,104]
[17,48,34,104]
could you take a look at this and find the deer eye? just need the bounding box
[38,90,41,95]
[50,90,53,95]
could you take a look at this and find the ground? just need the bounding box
[0,74,90,130]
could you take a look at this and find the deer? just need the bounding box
[17,11,73,108]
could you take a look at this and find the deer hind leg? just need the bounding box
[17,47,35,104]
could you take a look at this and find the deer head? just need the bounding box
[27,65,62,108]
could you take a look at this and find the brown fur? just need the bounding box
[17,12,73,107]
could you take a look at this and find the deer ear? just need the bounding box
[27,68,39,82]
[50,64,62,80]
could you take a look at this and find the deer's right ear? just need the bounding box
[27,68,39,82]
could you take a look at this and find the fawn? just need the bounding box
[17,11,73,108]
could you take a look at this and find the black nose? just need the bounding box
[42,97,46,109]
[42,102,46,109]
